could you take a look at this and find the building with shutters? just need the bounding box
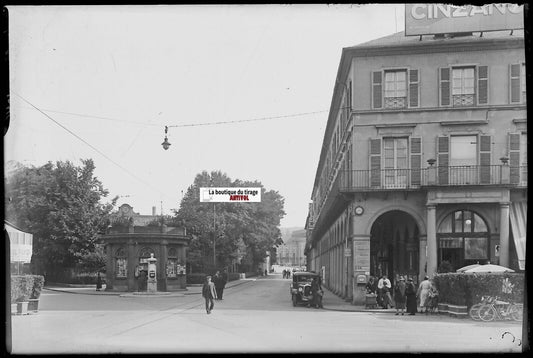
[304,29,526,305]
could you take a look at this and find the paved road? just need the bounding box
[10,274,524,353]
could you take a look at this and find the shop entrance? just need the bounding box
[370,210,420,286]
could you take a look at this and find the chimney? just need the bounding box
[152,206,156,216]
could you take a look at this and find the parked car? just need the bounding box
[290,271,321,307]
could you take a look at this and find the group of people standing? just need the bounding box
[201,269,228,314]
[367,275,436,315]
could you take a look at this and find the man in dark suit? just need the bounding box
[202,275,217,314]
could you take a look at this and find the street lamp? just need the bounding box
[161,126,171,150]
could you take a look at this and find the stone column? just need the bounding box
[160,240,168,292]
[499,203,510,267]
[127,239,135,291]
[418,235,427,282]
[352,235,370,305]
[105,244,114,290]
[426,204,437,278]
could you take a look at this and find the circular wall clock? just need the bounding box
[354,206,364,215]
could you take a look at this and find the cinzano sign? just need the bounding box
[405,3,524,36]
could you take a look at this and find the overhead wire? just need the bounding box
[11,91,169,198]
[19,104,331,128]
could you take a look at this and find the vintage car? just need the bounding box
[290,271,322,307]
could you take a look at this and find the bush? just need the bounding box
[186,273,208,285]
[68,272,106,285]
[434,272,524,308]
[11,275,45,303]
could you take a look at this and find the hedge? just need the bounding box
[11,275,45,303]
[433,273,524,307]
[68,272,107,285]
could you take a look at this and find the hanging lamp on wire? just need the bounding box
[161,126,171,150]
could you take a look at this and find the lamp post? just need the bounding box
[213,202,216,268]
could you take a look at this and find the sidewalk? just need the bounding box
[320,286,396,313]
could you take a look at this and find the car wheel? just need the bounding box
[292,295,297,307]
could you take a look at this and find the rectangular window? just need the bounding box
[382,137,408,187]
[166,259,177,277]
[452,67,475,106]
[116,258,127,278]
[450,135,477,185]
[384,70,407,108]
[464,237,488,260]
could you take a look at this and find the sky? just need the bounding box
[5,4,406,228]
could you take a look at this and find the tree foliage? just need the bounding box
[174,170,284,273]
[5,159,116,278]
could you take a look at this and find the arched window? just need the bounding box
[438,210,490,271]
[115,247,127,278]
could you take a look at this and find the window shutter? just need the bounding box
[479,135,492,184]
[509,133,521,184]
[437,136,449,184]
[409,69,420,108]
[369,138,382,187]
[372,71,383,109]
[477,65,488,105]
[439,68,451,106]
[510,64,521,103]
[410,137,422,186]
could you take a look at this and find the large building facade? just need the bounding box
[305,28,526,304]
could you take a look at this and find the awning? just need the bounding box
[509,202,527,270]
[5,221,33,263]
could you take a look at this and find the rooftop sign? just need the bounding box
[405,4,524,36]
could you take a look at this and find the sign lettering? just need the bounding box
[405,4,524,36]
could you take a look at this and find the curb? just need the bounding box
[42,278,254,296]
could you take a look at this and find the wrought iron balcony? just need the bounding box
[339,165,527,191]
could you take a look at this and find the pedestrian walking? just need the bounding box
[202,275,217,314]
[310,276,324,309]
[287,270,291,279]
[219,269,228,300]
[282,269,286,279]
[394,276,406,315]
[213,271,223,300]
[405,277,417,315]
[417,276,432,314]
[264,269,268,276]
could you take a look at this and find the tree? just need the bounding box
[5,159,116,279]
[174,170,285,273]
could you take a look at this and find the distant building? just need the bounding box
[277,228,306,267]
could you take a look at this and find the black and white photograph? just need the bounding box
[4,3,528,354]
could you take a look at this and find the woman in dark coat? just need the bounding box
[405,277,417,315]
[394,276,406,315]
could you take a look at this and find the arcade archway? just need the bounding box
[370,210,420,284]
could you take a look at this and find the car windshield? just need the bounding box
[296,276,315,283]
